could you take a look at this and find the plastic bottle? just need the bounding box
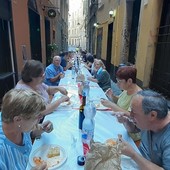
[82,100,96,141]
[79,92,86,130]
[83,81,90,98]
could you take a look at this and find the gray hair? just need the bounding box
[1,89,46,123]
[21,60,44,83]
[136,90,168,119]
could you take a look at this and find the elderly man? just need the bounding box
[117,90,170,170]
[45,56,64,86]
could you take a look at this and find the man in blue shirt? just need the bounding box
[45,56,64,86]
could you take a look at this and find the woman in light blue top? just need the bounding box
[0,89,53,170]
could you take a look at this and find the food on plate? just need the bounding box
[105,138,117,146]
[33,156,45,166]
[47,146,60,158]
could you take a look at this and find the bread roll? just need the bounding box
[47,147,60,158]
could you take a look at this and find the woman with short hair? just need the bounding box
[15,60,69,116]
[0,89,53,170]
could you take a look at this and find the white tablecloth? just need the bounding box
[26,68,139,170]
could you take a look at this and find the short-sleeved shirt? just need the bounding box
[15,82,50,104]
[0,113,32,170]
[44,63,64,86]
[139,123,170,169]
[95,69,111,92]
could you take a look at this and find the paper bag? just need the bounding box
[84,141,122,170]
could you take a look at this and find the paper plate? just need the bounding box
[29,144,67,169]
[93,100,111,111]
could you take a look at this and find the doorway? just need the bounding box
[106,22,113,74]
[150,0,170,98]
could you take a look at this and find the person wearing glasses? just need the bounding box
[15,60,69,116]
[119,90,170,170]
[0,89,53,170]
[101,66,142,143]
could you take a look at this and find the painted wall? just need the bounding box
[135,0,163,87]
[11,0,31,76]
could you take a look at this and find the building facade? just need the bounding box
[88,0,170,98]
[0,0,68,102]
[68,0,86,51]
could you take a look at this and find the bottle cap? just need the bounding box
[82,133,87,139]
[77,155,86,166]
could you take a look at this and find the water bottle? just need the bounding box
[83,81,90,98]
[79,92,86,130]
[82,100,96,141]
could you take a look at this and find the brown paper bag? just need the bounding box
[84,141,122,170]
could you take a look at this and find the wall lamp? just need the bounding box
[109,9,116,18]
[94,23,100,27]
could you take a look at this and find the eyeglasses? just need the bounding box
[116,78,124,83]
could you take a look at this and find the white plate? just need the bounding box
[29,144,67,169]
[92,100,110,110]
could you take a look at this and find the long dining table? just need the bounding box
[26,65,139,170]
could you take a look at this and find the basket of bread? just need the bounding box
[84,135,123,170]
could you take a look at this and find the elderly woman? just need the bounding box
[0,89,53,170]
[87,59,111,92]
[101,66,142,143]
[15,60,69,116]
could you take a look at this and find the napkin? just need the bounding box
[84,141,122,170]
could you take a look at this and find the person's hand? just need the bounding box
[59,73,64,79]
[114,112,130,124]
[121,140,136,158]
[67,61,73,69]
[105,88,113,99]
[31,162,48,170]
[57,86,68,95]
[41,120,53,133]
[59,95,70,103]
[100,98,113,108]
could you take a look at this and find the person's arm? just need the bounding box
[115,112,139,132]
[101,99,130,115]
[50,72,63,82]
[30,120,53,139]
[41,95,69,115]
[87,76,98,83]
[47,86,68,95]
[121,141,164,170]
[64,61,72,71]
[105,88,119,103]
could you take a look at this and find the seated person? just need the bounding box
[15,60,69,116]
[45,56,64,86]
[84,54,94,73]
[101,66,142,143]
[118,90,170,170]
[81,50,87,62]
[87,59,111,92]
[60,52,73,71]
[0,89,53,170]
